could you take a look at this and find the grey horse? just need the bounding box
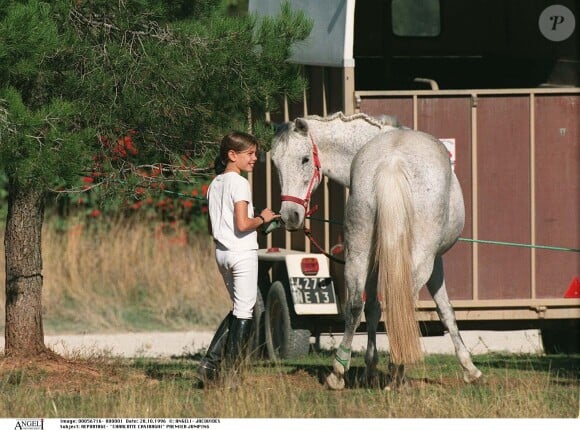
[271,112,482,389]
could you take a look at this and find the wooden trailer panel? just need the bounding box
[476,95,532,300]
[415,97,474,301]
[534,94,580,298]
[356,89,579,304]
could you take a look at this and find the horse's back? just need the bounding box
[352,129,452,196]
[350,128,463,253]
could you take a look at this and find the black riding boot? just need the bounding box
[195,312,232,387]
[226,317,253,367]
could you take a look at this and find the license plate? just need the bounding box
[289,277,336,304]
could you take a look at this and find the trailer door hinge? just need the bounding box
[471,94,478,108]
[531,305,547,318]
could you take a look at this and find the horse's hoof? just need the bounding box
[325,372,345,390]
[361,369,379,389]
[463,368,483,383]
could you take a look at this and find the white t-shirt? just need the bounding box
[207,172,258,251]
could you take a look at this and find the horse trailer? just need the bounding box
[248,0,579,359]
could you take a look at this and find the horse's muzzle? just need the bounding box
[280,206,305,231]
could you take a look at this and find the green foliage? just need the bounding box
[0,0,93,191]
[0,0,59,96]
[0,87,93,189]
[0,0,311,228]
[0,0,311,195]
[252,2,312,107]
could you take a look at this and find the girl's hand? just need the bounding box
[260,208,281,223]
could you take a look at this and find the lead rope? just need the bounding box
[303,227,345,265]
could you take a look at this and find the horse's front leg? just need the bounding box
[325,253,367,390]
[325,289,362,390]
[428,256,482,383]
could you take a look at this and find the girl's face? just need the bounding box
[228,144,258,174]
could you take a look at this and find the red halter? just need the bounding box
[280,134,321,217]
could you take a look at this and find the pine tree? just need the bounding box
[0,0,311,357]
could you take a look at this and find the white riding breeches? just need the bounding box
[215,248,258,319]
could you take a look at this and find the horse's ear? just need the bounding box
[294,118,309,136]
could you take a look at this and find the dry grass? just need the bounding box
[0,353,578,418]
[0,219,229,333]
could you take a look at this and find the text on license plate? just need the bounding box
[289,277,336,304]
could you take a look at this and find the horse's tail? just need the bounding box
[374,156,423,365]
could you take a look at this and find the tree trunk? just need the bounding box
[4,177,48,357]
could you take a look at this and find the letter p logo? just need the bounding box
[539,5,576,41]
[549,15,565,30]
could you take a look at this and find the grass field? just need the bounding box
[0,351,578,418]
[0,220,229,334]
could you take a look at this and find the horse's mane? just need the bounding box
[303,112,400,129]
[272,111,400,143]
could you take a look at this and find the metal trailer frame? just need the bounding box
[249,0,579,355]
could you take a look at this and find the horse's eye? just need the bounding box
[301,156,310,165]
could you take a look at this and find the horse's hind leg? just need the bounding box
[427,256,482,383]
[363,277,381,387]
[363,272,410,391]
[387,363,406,389]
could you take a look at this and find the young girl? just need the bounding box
[196,131,279,386]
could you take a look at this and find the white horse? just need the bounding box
[271,112,482,390]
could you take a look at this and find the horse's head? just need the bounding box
[271,118,321,231]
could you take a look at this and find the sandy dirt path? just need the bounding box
[1,330,544,358]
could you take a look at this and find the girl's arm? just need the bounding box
[234,201,279,232]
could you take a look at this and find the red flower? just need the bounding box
[89,209,101,217]
[201,184,209,196]
[124,136,138,155]
[82,176,94,184]
[112,138,128,157]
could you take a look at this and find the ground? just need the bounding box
[0,352,152,394]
